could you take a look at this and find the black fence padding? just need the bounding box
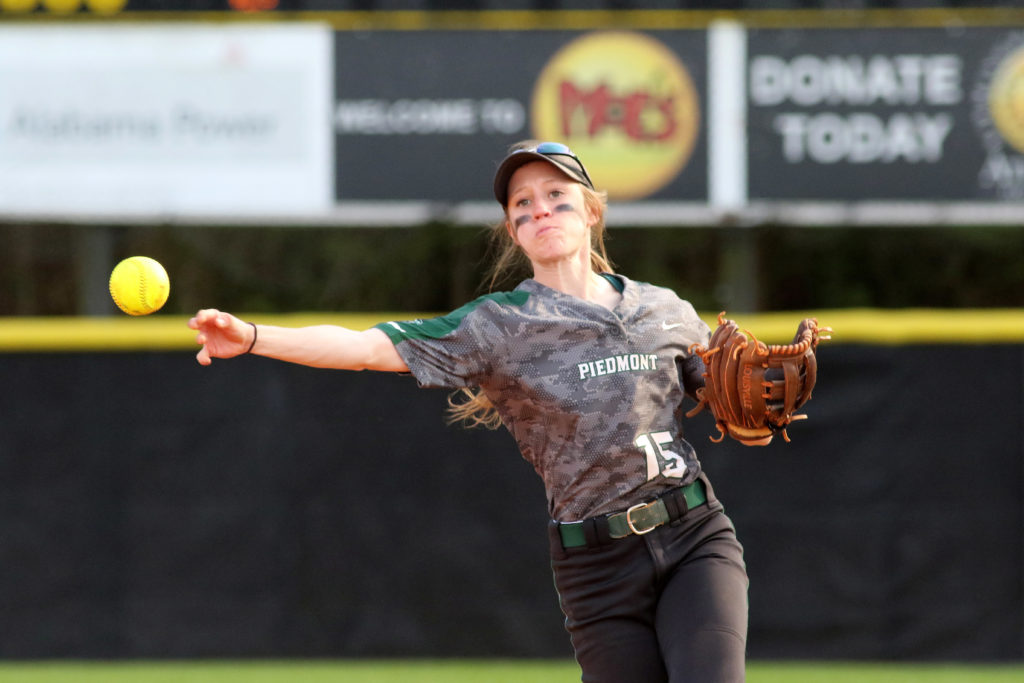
[0,345,1020,660]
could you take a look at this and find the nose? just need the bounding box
[533,197,553,218]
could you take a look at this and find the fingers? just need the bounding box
[190,309,228,366]
[189,309,234,334]
[188,310,212,331]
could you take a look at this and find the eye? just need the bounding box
[549,189,564,199]
[515,197,531,208]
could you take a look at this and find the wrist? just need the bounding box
[245,322,258,354]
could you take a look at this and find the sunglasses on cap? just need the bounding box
[493,141,595,205]
[510,142,595,188]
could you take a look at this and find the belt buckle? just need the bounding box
[625,501,660,536]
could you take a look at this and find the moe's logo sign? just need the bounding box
[531,31,700,200]
[973,32,1024,199]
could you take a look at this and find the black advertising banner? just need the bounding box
[748,28,1024,201]
[334,30,708,203]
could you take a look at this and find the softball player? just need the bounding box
[190,141,748,682]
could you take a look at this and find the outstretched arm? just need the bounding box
[188,309,409,373]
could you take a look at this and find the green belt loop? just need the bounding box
[558,522,588,549]
[684,477,707,511]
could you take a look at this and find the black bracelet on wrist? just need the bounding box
[245,322,258,354]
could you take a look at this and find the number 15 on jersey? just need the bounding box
[635,431,688,481]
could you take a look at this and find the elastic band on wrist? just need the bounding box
[245,322,258,354]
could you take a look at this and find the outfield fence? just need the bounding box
[1,309,1021,660]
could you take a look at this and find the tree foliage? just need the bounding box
[1,222,1021,316]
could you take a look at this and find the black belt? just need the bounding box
[557,479,708,549]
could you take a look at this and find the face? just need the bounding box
[505,160,597,269]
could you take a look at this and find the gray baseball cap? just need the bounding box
[493,141,595,206]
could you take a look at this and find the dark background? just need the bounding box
[1,344,1020,660]
[4,223,1023,317]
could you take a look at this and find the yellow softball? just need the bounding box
[109,256,170,316]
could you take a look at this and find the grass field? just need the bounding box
[0,660,1022,682]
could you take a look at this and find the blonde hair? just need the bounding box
[447,184,613,429]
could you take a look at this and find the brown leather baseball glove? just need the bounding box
[686,312,830,446]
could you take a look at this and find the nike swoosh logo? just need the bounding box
[661,321,685,330]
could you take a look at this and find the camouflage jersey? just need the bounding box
[375,274,711,522]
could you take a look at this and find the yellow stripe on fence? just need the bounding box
[0,313,433,352]
[698,309,1024,345]
[0,309,1020,352]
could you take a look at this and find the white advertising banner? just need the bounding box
[0,25,332,217]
